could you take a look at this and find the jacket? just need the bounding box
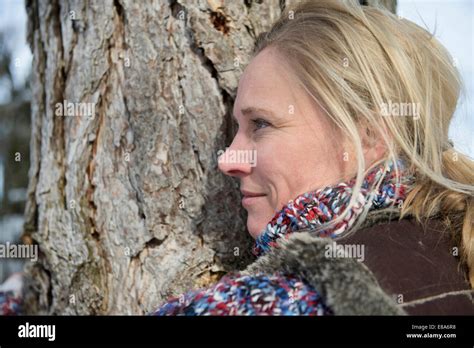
[242,209,474,315]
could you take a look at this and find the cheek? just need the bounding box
[258,137,337,201]
[255,144,297,204]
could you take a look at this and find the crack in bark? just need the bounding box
[172,1,238,151]
[113,0,147,223]
[243,22,257,41]
[85,0,123,237]
[73,0,137,312]
[72,0,131,314]
[167,0,206,186]
[51,0,68,212]
[209,10,231,35]
[169,0,185,20]
[63,2,83,77]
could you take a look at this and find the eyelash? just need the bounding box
[232,118,271,135]
[251,118,271,132]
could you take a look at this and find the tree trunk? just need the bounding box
[22,0,396,314]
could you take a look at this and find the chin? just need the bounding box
[247,219,265,239]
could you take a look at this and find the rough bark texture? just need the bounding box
[22,0,396,315]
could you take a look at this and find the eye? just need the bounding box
[251,118,271,131]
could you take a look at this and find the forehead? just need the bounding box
[233,48,300,115]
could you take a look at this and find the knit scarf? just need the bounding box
[253,159,414,257]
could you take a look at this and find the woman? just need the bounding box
[2,0,473,316]
[153,0,473,315]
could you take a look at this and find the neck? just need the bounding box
[253,159,414,257]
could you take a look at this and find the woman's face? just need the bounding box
[218,47,357,239]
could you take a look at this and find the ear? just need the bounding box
[360,124,388,166]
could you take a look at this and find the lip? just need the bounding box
[241,190,266,197]
[241,190,266,207]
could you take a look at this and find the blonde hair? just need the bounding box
[251,0,474,286]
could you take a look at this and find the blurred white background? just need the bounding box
[399,0,473,158]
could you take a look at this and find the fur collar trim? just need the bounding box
[243,231,405,315]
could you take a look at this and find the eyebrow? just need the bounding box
[232,106,275,121]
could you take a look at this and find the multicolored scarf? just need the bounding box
[253,159,414,257]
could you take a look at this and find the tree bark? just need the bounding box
[22,0,396,314]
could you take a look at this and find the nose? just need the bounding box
[218,135,254,178]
